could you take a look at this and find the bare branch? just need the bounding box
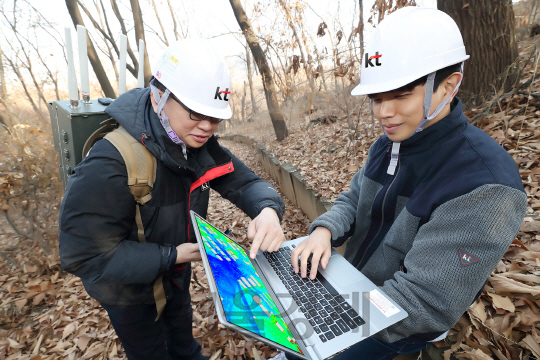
[78,0,136,77]
[3,209,34,241]
[22,0,68,64]
[65,0,117,98]
[0,251,21,269]
[167,0,180,41]
[110,0,140,75]
[151,0,169,46]
[93,0,119,81]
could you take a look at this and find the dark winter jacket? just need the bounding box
[310,98,527,343]
[59,88,285,306]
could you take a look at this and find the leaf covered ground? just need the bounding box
[0,139,310,360]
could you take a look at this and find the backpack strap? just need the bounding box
[104,127,166,320]
[104,127,156,205]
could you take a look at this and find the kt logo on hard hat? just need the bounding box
[214,87,230,101]
[365,52,382,68]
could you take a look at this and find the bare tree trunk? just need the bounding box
[167,0,180,41]
[151,0,169,46]
[0,41,7,104]
[528,0,538,26]
[0,41,12,135]
[242,81,247,123]
[438,0,519,107]
[246,41,258,117]
[532,0,540,26]
[359,0,364,59]
[229,0,288,140]
[65,0,117,98]
[130,0,152,86]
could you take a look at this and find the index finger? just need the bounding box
[290,241,306,273]
[249,227,268,259]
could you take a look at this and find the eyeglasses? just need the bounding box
[173,96,223,124]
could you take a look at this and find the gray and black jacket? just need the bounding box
[59,87,285,306]
[310,98,526,343]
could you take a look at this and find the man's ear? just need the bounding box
[443,72,463,101]
[149,89,164,114]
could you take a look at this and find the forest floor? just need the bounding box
[0,139,311,360]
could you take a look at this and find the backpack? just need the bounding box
[104,126,166,320]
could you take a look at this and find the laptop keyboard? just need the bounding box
[263,246,365,343]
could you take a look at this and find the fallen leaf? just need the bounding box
[62,322,76,339]
[15,299,27,309]
[487,293,515,312]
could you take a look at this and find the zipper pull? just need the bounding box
[387,142,400,175]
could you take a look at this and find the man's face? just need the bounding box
[151,91,219,148]
[369,80,450,142]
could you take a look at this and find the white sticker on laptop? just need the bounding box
[369,289,400,317]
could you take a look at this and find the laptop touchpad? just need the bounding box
[322,259,365,287]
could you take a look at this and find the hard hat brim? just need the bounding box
[176,93,233,120]
[351,56,469,96]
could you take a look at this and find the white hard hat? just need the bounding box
[153,39,232,119]
[351,7,469,96]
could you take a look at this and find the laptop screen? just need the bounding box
[194,215,303,355]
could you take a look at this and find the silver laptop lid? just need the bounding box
[190,211,310,359]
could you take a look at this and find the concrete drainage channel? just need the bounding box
[221,135,332,221]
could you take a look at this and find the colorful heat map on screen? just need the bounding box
[195,216,303,354]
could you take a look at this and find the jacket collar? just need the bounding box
[381,97,467,155]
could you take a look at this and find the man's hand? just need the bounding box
[176,243,201,263]
[248,207,285,259]
[291,227,332,279]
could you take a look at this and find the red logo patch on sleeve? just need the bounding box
[459,250,480,266]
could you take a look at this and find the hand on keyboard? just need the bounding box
[264,246,366,342]
[248,207,285,259]
[291,227,332,279]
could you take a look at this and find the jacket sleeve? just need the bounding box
[210,146,285,220]
[373,184,527,343]
[308,157,369,247]
[59,139,171,285]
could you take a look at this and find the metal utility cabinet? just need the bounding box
[48,99,114,188]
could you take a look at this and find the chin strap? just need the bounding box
[382,63,464,175]
[150,79,187,160]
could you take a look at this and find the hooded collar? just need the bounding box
[104,87,230,178]
[382,97,467,156]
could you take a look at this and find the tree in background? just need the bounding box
[438,0,519,107]
[229,0,289,141]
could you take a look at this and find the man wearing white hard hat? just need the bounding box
[290,7,526,359]
[59,39,286,360]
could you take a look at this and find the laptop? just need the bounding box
[190,211,408,359]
